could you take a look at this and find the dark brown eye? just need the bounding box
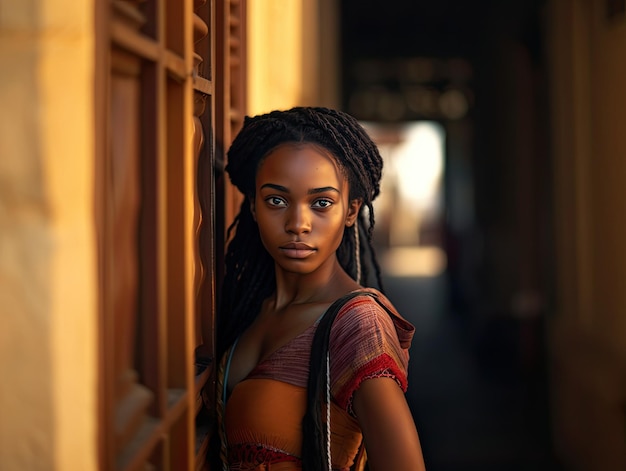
[312,199,333,209]
[266,196,287,207]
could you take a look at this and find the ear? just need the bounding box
[345,198,363,227]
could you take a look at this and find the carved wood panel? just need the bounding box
[97,1,227,470]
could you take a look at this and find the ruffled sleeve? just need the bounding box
[329,289,415,414]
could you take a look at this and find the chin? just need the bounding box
[277,260,318,276]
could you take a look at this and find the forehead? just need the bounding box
[256,143,346,186]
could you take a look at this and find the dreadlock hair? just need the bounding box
[217,106,385,470]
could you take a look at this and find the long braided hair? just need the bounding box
[216,106,385,470]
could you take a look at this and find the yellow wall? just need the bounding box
[0,1,98,470]
[246,0,339,115]
[247,0,303,114]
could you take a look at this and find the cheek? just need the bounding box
[255,211,281,240]
[255,221,274,253]
[331,223,348,248]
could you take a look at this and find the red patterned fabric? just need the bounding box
[228,443,301,470]
[329,289,414,413]
[223,289,415,470]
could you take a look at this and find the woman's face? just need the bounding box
[253,143,361,277]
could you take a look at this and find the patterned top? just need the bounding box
[222,288,415,470]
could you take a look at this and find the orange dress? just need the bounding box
[222,289,415,470]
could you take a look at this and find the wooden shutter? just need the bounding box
[216,0,247,232]
[95,1,245,469]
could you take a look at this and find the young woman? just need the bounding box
[212,107,425,470]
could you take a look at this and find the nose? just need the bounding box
[285,204,311,235]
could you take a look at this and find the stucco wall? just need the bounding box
[246,0,339,115]
[0,1,98,470]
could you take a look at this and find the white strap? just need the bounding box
[326,351,332,471]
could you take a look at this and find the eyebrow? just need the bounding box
[260,183,340,195]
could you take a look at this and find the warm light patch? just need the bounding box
[382,246,447,277]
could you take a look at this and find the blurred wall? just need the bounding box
[548,0,626,469]
[0,1,98,471]
[246,0,339,114]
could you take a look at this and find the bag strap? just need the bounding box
[303,290,378,471]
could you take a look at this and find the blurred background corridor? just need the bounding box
[344,3,556,468]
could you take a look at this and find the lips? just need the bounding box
[279,242,316,259]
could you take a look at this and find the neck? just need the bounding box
[272,258,360,309]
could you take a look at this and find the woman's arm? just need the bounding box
[352,377,426,471]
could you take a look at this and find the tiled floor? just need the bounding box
[382,274,563,471]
